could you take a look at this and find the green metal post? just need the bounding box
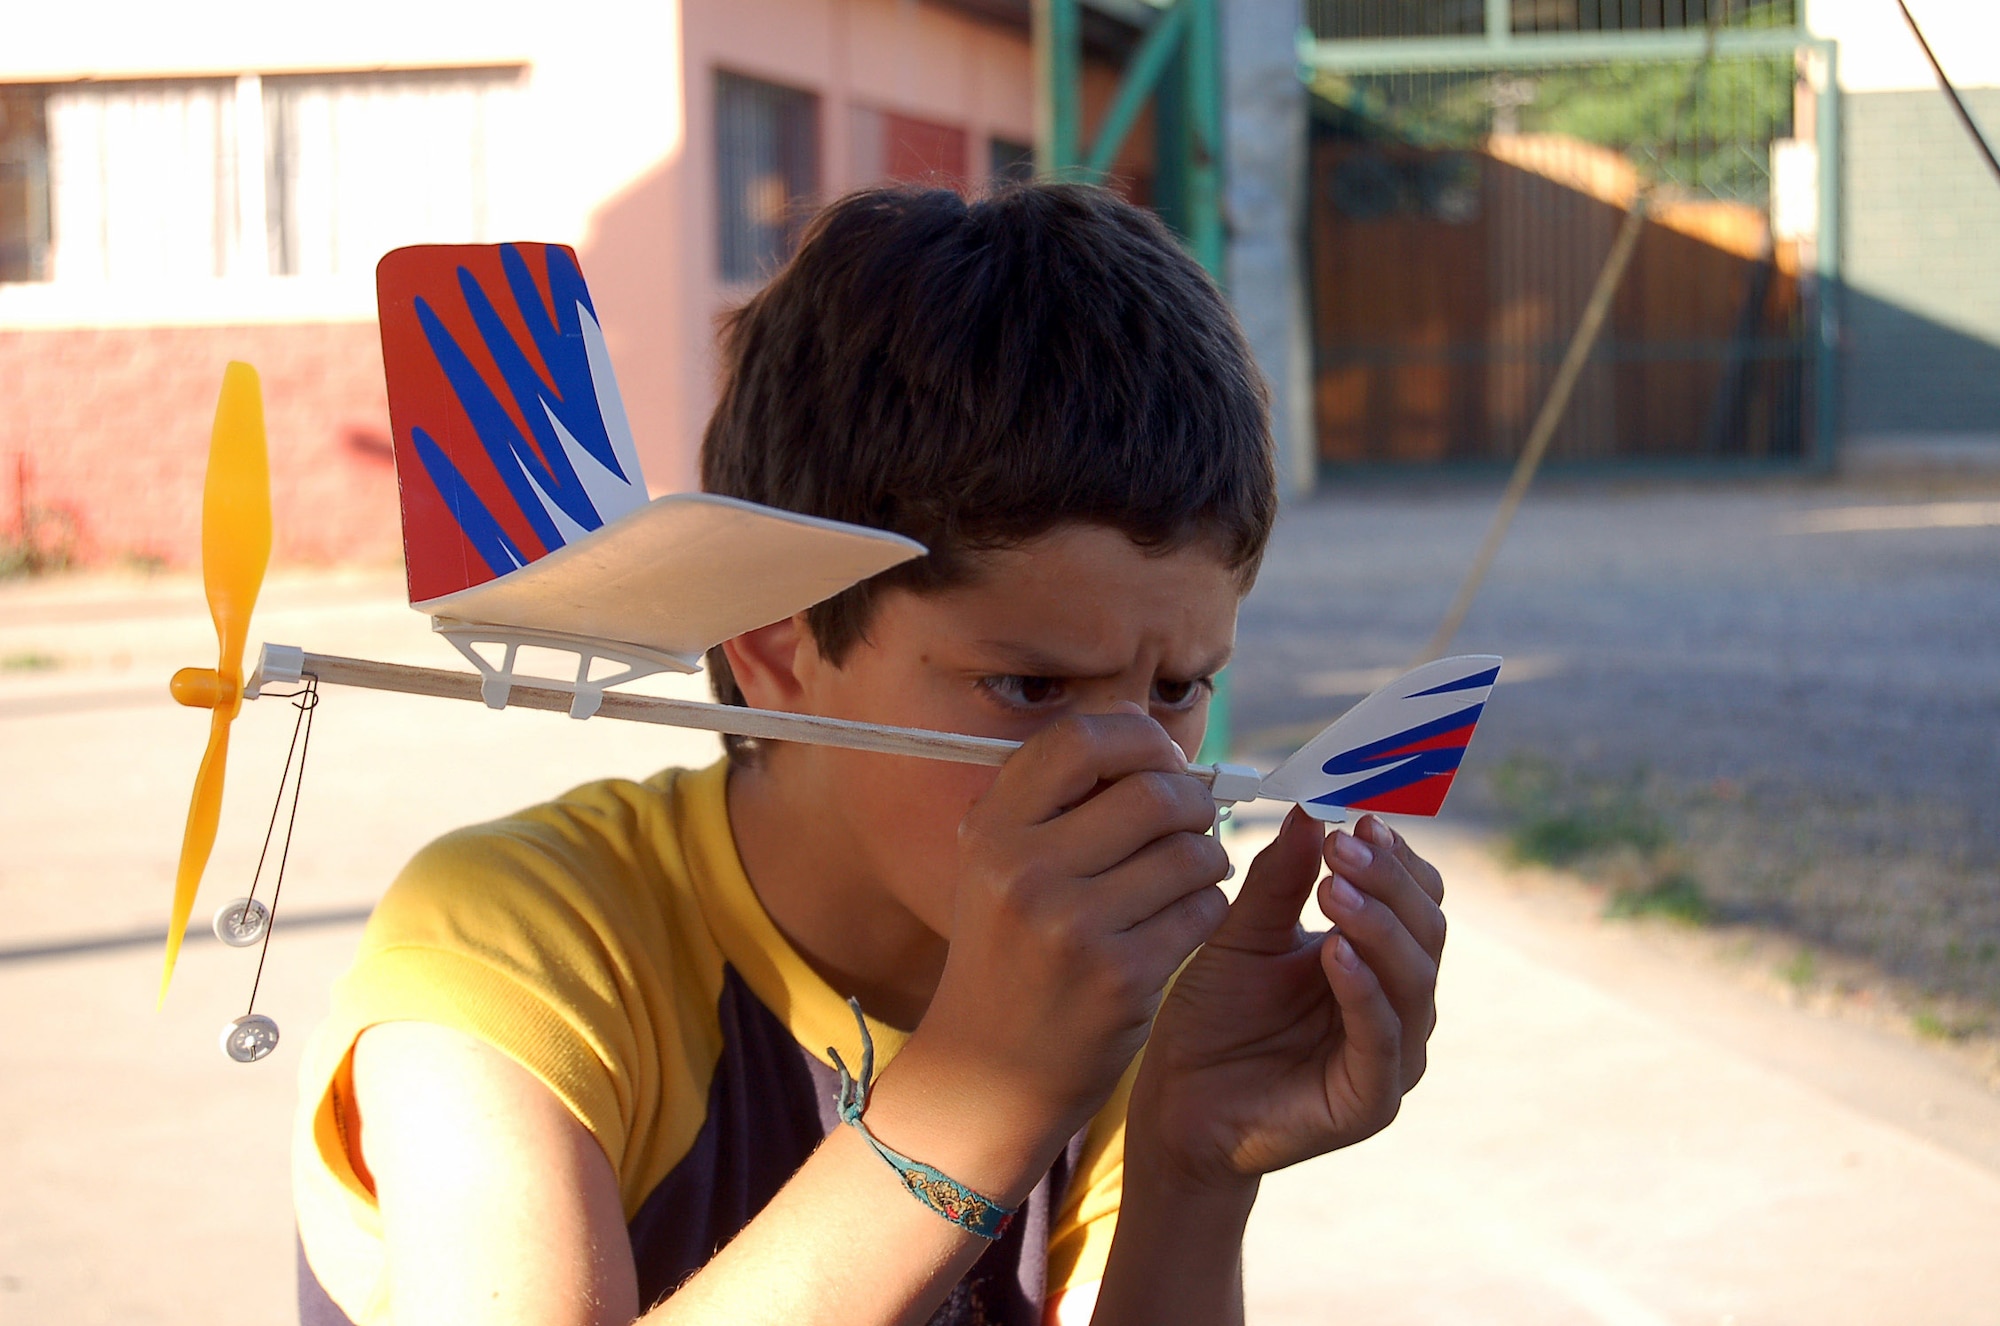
[1301,26,1808,75]
[1813,40,1842,471]
[1183,0,1224,278]
[1085,0,1191,177]
[1152,38,1190,236]
[1485,0,1512,46]
[1034,0,1083,176]
[1183,0,1228,763]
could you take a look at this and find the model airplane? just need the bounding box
[165,242,1502,1062]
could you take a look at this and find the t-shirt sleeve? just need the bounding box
[1044,1053,1139,1297]
[293,779,705,1319]
[316,820,643,1147]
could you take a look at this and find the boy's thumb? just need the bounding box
[1212,807,1326,952]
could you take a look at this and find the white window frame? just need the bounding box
[0,64,524,331]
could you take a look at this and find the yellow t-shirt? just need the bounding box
[294,760,1126,1324]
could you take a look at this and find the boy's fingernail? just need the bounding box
[1334,935,1361,970]
[1364,816,1395,848]
[1224,862,1237,881]
[1332,832,1373,869]
[1330,874,1364,912]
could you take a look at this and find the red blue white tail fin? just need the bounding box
[375,242,925,689]
[377,242,647,606]
[1255,655,1502,822]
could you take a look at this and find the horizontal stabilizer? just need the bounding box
[1256,655,1502,821]
[417,493,924,668]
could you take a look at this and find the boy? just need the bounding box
[294,183,1446,1325]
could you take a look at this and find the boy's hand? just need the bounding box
[894,706,1233,1172]
[1130,808,1446,1189]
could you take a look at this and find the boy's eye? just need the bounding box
[1152,677,1215,711]
[981,675,1067,708]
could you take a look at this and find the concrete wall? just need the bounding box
[1808,0,2000,449]
[1222,0,1313,499]
[1808,0,2000,97]
[1840,87,2000,437]
[605,0,1049,498]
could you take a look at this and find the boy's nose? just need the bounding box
[1081,694,1155,723]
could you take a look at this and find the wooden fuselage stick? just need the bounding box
[286,650,1236,788]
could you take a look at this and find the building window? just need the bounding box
[42,78,243,282]
[991,137,1034,185]
[265,68,518,277]
[3,69,517,287]
[852,106,970,187]
[0,86,51,282]
[715,71,819,284]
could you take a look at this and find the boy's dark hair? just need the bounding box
[701,182,1276,741]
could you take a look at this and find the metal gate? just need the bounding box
[1300,1,1839,468]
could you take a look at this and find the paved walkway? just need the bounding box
[1237,818,2000,1326]
[3,572,1997,1324]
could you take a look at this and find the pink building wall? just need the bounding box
[587,0,1145,498]
[0,323,399,567]
[2,0,1147,569]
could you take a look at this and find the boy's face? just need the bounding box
[735,523,1243,939]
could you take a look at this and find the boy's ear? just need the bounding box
[720,614,811,712]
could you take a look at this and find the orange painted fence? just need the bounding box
[1310,135,1806,466]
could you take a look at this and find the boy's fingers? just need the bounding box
[1317,872,1438,1025]
[1358,815,1445,906]
[997,710,1189,825]
[1321,826,1442,1094]
[1319,936,1405,1134]
[1206,806,1326,954]
[1122,881,1231,979]
[1091,829,1232,931]
[1050,767,1220,878]
[1324,826,1446,961]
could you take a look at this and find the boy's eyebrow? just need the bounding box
[974,642,1235,679]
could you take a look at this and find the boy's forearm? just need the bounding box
[1087,1145,1258,1326]
[643,1032,1076,1325]
[356,1019,1086,1326]
[645,1124,992,1325]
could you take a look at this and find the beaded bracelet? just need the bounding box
[828,997,1017,1241]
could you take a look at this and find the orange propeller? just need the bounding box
[161,363,272,1005]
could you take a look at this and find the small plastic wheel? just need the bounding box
[221,1013,280,1063]
[212,897,269,947]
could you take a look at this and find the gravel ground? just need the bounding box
[1233,472,2000,1012]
